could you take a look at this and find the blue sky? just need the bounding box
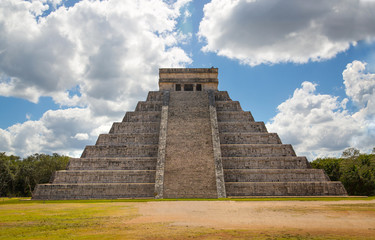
[1,0,375,159]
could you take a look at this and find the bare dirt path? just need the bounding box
[127,200,375,238]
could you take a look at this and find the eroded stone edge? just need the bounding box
[209,91,227,198]
[154,91,170,199]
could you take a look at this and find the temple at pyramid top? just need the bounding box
[159,68,218,91]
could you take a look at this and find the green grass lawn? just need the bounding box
[1,197,374,240]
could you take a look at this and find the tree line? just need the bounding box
[1,148,374,197]
[311,148,375,196]
[0,152,69,197]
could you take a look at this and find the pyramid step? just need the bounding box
[217,111,254,122]
[53,170,156,183]
[215,101,242,111]
[221,144,296,157]
[32,183,155,200]
[215,91,232,101]
[81,145,158,158]
[222,156,310,169]
[147,91,164,101]
[220,133,281,144]
[122,111,161,122]
[224,169,329,182]
[109,122,160,134]
[218,122,267,133]
[96,133,159,145]
[225,182,348,196]
[135,101,162,111]
[68,157,157,170]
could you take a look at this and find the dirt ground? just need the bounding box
[127,200,375,238]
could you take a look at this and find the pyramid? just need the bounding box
[32,68,347,199]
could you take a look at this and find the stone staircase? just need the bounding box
[32,91,164,199]
[215,91,347,196]
[162,91,218,198]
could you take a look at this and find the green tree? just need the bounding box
[341,147,360,158]
[16,153,70,196]
[312,148,375,196]
[0,153,70,197]
[0,153,21,197]
[340,154,375,196]
[311,157,343,181]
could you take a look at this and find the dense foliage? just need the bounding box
[0,153,69,197]
[311,148,375,196]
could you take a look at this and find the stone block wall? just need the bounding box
[68,157,157,170]
[220,133,281,144]
[218,122,267,132]
[226,182,347,196]
[109,122,160,134]
[122,112,161,122]
[96,133,159,145]
[222,156,310,169]
[217,111,254,122]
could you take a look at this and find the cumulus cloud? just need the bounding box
[198,0,375,66]
[0,0,191,108]
[0,108,112,157]
[0,0,192,157]
[267,60,375,159]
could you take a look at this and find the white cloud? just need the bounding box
[267,60,375,159]
[198,0,375,66]
[343,61,375,109]
[73,133,89,141]
[0,108,111,157]
[0,0,192,110]
[0,0,192,157]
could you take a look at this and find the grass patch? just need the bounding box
[1,196,374,205]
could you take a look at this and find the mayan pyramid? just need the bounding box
[32,68,347,199]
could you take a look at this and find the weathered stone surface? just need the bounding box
[135,101,162,111]
[81,145,158,158]
[33,183,154,200]
[218,122,267,133]
[224,169,329,182]
[96,133,159,145]
[155,91,169,199]
[225,182,347,196]
[222,157,310,169]
[53,170,155,183]
[214,91,232,101]
[208,91,226,198]
[221,144,296,157]
[215,101,242,111]
[220,133,281,144]
[122,112,161,122]
[217,111,254,122]
[109,122,160,134]
[146,91,164,101]
[68,157,157,170]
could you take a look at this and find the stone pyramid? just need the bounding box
[32,68,347,199]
